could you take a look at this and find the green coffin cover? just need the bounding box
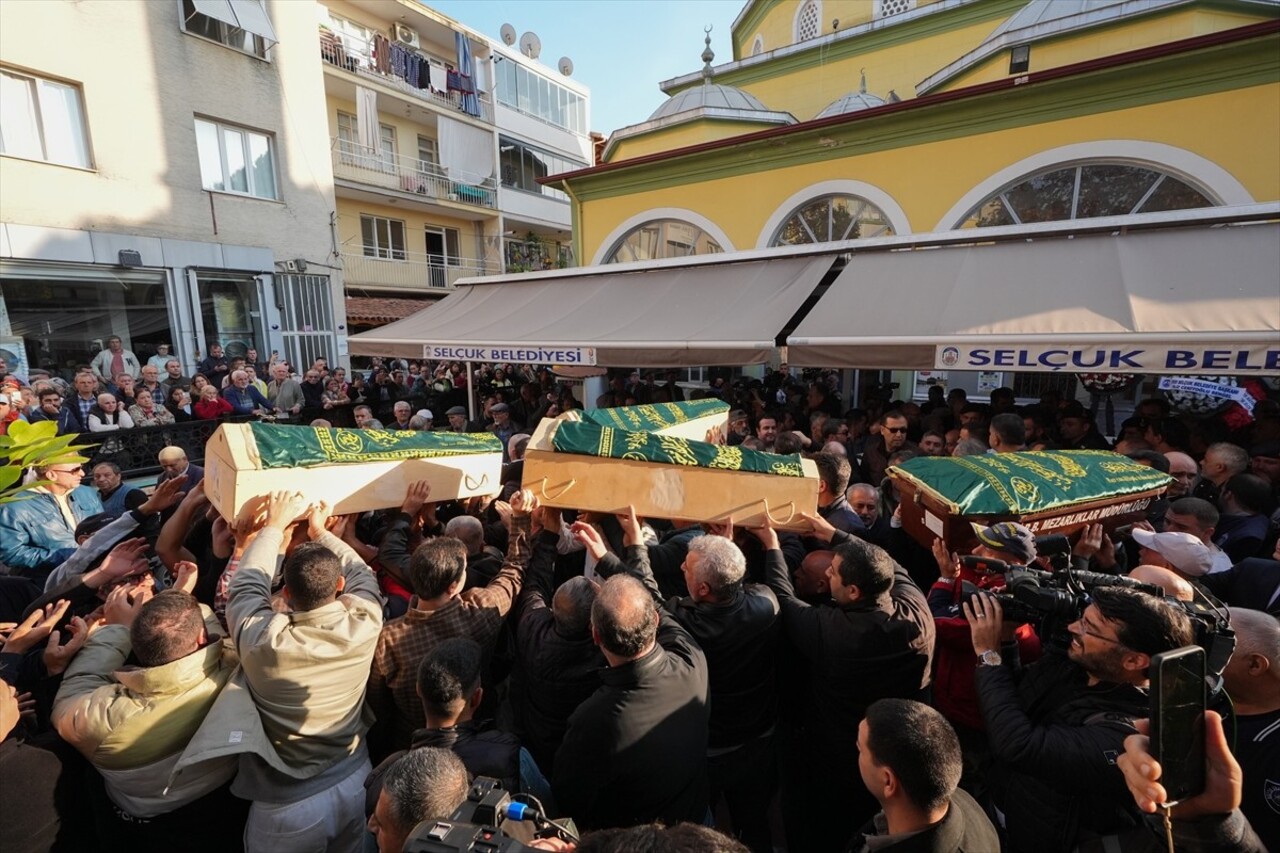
[551,420,805,478]
[248,422,501,468]
[575,399,729,432]
[889,450,1171,517]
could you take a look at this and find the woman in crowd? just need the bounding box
[129,388,175,427]
[193,384,233,420]
[166,385,194,422]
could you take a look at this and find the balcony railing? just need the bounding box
[319,29,493,124]
[341,249,489,291]
[76,415,257,482]
[331,139,497,210]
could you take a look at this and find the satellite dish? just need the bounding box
[519,31,541,59]
[558,56,574,76]
[499,23,516,46]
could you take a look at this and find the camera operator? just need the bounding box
[964,586,1194,852]
[367,747,470,853]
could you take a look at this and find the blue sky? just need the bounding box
[428,0,745,136]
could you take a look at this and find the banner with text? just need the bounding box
[1157,377,1257,414]
[424,344,597,366]
[935,344,1279,375]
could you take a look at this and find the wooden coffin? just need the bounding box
[521,416,818,531]
[888,450,1170,554]
[204,422,503,521]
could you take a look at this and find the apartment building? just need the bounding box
[316,0,592,331]
[0,0,344,377]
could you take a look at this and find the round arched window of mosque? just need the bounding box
[604,219,723,264]
[957,163,1216,228]
[770,194,895,246]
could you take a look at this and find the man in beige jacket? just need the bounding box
[176,491,383,853]
[53,583,243,851]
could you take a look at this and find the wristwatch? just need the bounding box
[977,649,1003,667]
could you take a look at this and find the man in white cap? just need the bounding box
[1131,527,1216,580]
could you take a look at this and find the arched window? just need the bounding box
[770,194,895,246]
[795,1,820,42]
[958,162,1216,228]
[751,35,764,56]
[604,219,723,264]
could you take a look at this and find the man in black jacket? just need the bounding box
[508,508,603,775]
[593,509,781,853]
[552,573,710,831]
[965,586,1194,852]
[773,513,935,852]
[847,698,999,852]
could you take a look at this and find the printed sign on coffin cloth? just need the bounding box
[521,417,818,531]
[888,450,1171,554]
[204,422,503,521]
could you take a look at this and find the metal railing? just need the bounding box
[331,139,497,209]
[75,415,257,483]
[341,249,489,290]
[319,30,493,124]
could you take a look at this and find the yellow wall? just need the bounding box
[609,120,787,162]
[938,7,1272,92]
[579,82,1280,260]
[739,0,946,58]
[335,198,482,257]
[730,17,1001,121]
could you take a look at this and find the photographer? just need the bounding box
[964,587,1194,852]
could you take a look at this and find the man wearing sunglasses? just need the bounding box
[0,461,103,580]
[964,585,1194,852]
[858,410,916,487]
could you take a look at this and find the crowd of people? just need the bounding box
[0,349,1277,853]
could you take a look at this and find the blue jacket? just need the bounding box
[26,407,82,436]
[0,485,104,577]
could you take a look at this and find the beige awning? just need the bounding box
[786,221,1280,374]
[348,255,835,367]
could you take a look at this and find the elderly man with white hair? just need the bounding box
[222,369,270,416]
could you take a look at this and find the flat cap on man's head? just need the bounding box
[445,406,467,416]
[1250,441,1280,460]
[490,402,510,413]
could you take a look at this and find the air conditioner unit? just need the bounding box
[283,258,307,273]
[393,24,420,48]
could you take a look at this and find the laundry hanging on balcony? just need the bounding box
[439,116,494,188]
[356,86,378,153]
[454,32,482,118]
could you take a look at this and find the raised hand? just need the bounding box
[2,600,72,654]
[173,560,199,595]
[97,538,151,583]
[510,489,538,517]
[43,616,90,676]
[569,521,607,561]
[617,505,643,547]
[400,481,432,517]
[104,583,152,628]
[140,474,189,515]
[800,510,837,544]
[263,491,309,531]
[306,500,333,539]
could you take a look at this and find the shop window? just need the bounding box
[195,117,278,199]
[958,162,1216,228]
[0,266,169,377]
[0,68,92,169]
[195,273,264,360]
[361,215,407,260]
[604,219,722,264]
[770,194,895,246]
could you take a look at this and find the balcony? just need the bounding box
[341,248,489,292]
[331,139,497,211]
[319,29,493,124]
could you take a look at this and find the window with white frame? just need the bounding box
[336,112,396,171]
[0,68,92,169]
[604,219,723,264]
[874,0,916,20]
[361,215,407,260]
[795,1,820,42]
[956,162,1217,229]
[770,194,895,246]
[417,135,437,171]
[194,117,277,199]
[180,0,273,58]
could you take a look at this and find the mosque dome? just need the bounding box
[649,82,773,121]
[816,90,887,118]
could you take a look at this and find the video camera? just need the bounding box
[958,538,1236,681]
[402,777,576,853]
